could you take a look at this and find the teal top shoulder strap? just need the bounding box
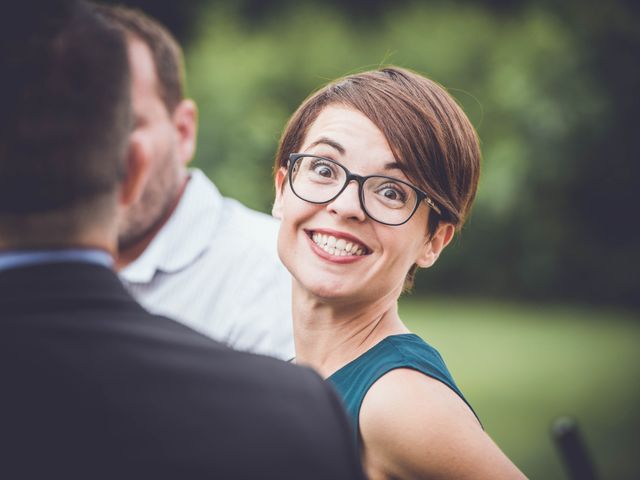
[327,334,478,446]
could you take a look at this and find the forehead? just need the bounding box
[302,105,393,159]
[127,36,162,107]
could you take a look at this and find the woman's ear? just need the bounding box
[415,223,455,268]
[272,167,287,219]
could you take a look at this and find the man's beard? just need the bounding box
[117,193,173,251]
[117,153,182,251]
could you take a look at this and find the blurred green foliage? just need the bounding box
[183,0,639,307]
[400,296,640,479]
[107,0,637,306]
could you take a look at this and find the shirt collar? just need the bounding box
[0,248,113,272]
[120,169,222,283]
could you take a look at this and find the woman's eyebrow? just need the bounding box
[384,162,404,171]
[307,137,345,154]
[306,140,404,173]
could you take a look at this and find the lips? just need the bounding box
[306,229,370,257]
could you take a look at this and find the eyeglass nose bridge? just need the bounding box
[327,171,369,216]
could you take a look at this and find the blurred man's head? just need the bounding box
[98,5,197,254]
[0,0,134,249]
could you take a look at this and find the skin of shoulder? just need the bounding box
[359,368,527,480]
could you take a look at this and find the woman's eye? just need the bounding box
[314,165,333,177]
[308,159,337,179]
[382,188,399,200]
[378,185,407,203]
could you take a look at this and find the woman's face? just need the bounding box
[274,105,451,304]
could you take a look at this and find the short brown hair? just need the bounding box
[97,3,185,113]
[276,67,480,231]
[275,67,481,288]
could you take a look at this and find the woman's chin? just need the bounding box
[295,277,357,303]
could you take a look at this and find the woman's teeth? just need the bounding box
[311,233,366,256]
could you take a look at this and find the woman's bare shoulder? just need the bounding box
[359,368,527,479]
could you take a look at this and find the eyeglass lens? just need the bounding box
[290,155,419,225]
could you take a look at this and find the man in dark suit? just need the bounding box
[0,2,364,479]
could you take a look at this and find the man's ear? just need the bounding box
[415,222,455,268]
[119,131,151,208]
[172,99,198,166]
[272,167,287,219]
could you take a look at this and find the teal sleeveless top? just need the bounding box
[327,333,477,445]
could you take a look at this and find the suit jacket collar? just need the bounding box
[0,262,144,314]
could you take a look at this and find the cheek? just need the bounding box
[276,223,289,269]
[276,193,306,265]
[279,188,318,225]
[378,224,428,267]
[157,125,178,158]
[137,128,168,169]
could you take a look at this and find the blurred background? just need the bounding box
[107,0,639,477]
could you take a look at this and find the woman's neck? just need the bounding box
[292,283,409,378]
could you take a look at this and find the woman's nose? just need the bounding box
[326,180,367,222]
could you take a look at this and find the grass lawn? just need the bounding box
[399,296,640,480]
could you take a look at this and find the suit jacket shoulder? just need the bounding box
[0,262,364,480]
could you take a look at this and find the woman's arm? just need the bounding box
[360,368,527,479]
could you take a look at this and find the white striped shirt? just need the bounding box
[120,169,294,360]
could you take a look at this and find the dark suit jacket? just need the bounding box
[0,262,364,480]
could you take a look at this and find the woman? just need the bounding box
[272,67,526,479]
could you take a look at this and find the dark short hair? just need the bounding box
[97,3,185,113]
[0,0,131,237]
[275,67,481,287]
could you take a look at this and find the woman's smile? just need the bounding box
[304,228,371,263]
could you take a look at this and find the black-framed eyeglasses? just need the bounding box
[286,153,441,226]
